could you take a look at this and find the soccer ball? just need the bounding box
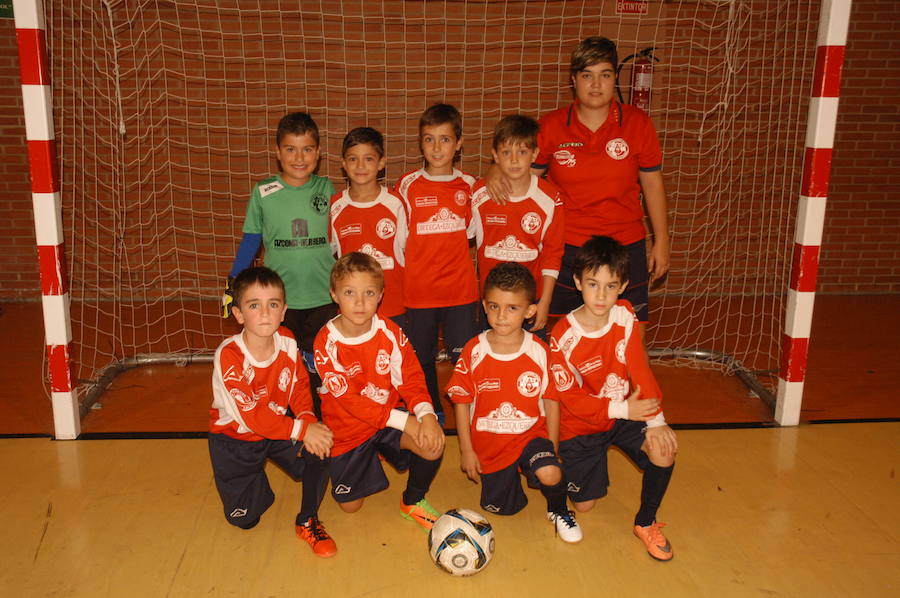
[428,508,495,576]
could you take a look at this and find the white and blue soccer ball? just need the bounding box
[428,508,495,576]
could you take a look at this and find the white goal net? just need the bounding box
[45,0,819,403]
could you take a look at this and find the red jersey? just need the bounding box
[314,315,435,456]
[393,168,478,308]
[210,327,317,442]
[469,175,566,299]
[548,300,665,441]
[446,332,551,474]
[329,186,408,318]
[536,101,663,247]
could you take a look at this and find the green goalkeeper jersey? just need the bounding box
[242,174,335,309]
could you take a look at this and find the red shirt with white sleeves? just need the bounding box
[469,174,566,299]
[329,186,407,318]
[393,168,478,308]
[314,315,435,456]
[210,327,317,442]
[548,300,665,441]
[446,331,551,474]
[536,101,663,247]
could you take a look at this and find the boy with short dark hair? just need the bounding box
[470,115,566,336]
[314,252,445,532]
[209,266,337,558]
[447,262,582,543]
[222,111,336,413]
[549,235,678,560]
[393,103,480,420]
[330,127,408,324]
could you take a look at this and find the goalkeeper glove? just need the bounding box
[221,276,235,318]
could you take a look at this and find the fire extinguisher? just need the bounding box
[616,47,660,112]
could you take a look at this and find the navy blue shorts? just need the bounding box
[328,427,411,503]
[558,420,650,503]
[549,239,649,322]
[209,432,322,528]
[479,436,560,516]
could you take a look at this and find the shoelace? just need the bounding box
[552,510,578,529]
[303,518,331,541]
[644,522,667,545]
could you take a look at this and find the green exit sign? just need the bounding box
[0,2,13,20]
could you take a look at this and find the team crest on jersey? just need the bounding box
[476,378,501,393]
[339,224,362,238]
[268,401,287,416]
[323,372,348,397]
[520,212,542,235]
[375,349,391,375]
[361,382,390,404]
[454,190,467,206]
[616,339,627,364]
[516,371,542,397]
[551,363,574,392]
[416,208,465,235]
[578,356,604,375]
[475,401,538,434]
[376,218,396,239]
[277,367,291,392]
[314,349,329,367]
[259,180,284,197]
[229,387,256,411]
[415,196,438,208]
[554,149,577,168]
[600,373,627,401]
[486,214,507,226]
[606,138,630,160]
[310,193,329,214]
[484,235,537,262]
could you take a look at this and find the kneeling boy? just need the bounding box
[314,252,445,531]
[550,236,678,560]
[209,266,337,557]
[448,262,582,543]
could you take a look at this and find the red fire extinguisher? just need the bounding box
[617,47,660,112]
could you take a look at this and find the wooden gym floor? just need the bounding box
[2,424,898,597]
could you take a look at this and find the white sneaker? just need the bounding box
[548,510,583,543]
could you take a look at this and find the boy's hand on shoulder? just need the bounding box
[625,385,660,421]
[459,450,481,484]
[415,413,446,454]
[301,422,333,459]
[485,163,511,205]
[644,424,678,457]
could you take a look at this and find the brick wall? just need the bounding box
[818,0,900,293]
[0,17,39,300]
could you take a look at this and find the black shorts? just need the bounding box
[328,427,411,503]
[550,239,650,322]
[558,420,650,503]
[282,303,337,356]
[208,432,315,528]
[479,437,560,516]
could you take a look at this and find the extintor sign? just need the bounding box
[616,0,648,15]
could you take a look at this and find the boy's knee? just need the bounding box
[649,453,675,468]
[572,500,595,513]
[534,464,562,486]
[339,498,364,513]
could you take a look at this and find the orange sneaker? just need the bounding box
[399,498,441,531]
[633,522,673,561]
[296,517,337,558]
